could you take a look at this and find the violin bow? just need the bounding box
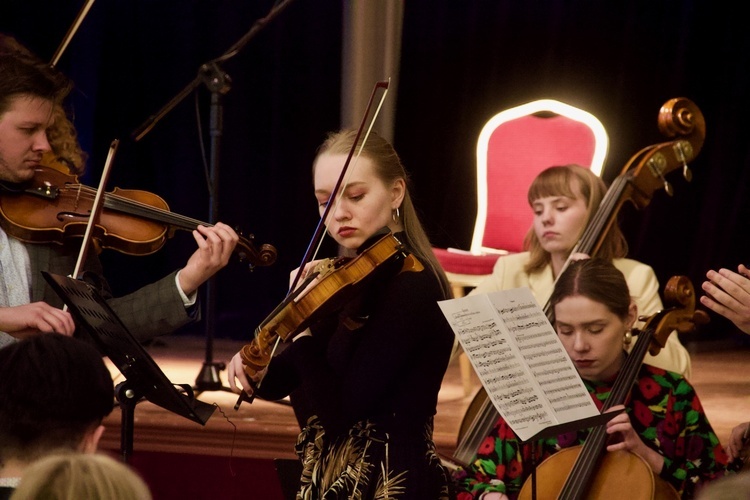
[69,140,120,283]
[49,0,96,67]
[44,0,117,288]
[238,79,390,404]
[289,79,390,293]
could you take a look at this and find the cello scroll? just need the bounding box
[640,275,710,357]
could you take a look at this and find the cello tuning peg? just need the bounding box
[693,309,711,326]
[663,180,674,197]
[683,165,693,182]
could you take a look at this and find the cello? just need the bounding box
[452,97,706,466]
[517,276,709,499]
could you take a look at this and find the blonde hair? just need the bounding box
[523,165,627,274]
[314,129,451,298]
[11,452,152,500]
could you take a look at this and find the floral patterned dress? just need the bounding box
[453,363,731,499]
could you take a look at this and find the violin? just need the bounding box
[0,164,277,268]
[239,231,422,376]
[453,97,706,466]
[517,276,709,499]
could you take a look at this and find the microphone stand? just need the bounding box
[193,64,232,393]
[129,0,297,395]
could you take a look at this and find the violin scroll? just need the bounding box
[234,230,278,269]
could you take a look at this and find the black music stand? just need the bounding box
[520,409,623,500]
[42,271,217,464]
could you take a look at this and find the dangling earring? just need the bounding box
[623,328,633,346]
[392,207,400,223]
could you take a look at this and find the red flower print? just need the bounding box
[674,436,684,456]
[691,393,703,412]
[650,366,666,376]
[496,464,506,479]
[686,434,706,458]
[499,422,517,440]
[714,443,729,464]
[639,377,660,400]
[507,458,523,479]
[557,431,578,448]
[479,436,495,455]
[632,400,654,427]
[663,410,679,436]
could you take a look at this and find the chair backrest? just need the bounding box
[471,99,608,254]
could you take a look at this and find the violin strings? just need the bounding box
[63,184,209,229]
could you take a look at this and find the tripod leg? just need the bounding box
[116,382,139,464]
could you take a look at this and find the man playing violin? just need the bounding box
[0,37,238,346]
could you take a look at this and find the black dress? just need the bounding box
[256,235,455,499]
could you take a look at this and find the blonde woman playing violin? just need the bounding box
[228,130,455,500]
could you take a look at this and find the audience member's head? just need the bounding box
[695,470,750,500]
[0,334,114,470]
[10,452,152,500]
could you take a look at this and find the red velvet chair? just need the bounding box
[433,99,608,298]
[433,99,608,395]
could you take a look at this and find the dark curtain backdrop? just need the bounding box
[1,0,343,340]
[395,1,750,345]
[2,1,749,345]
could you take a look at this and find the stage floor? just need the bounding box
[99,335,750,463]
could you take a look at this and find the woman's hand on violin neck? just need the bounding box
[0,302,76,337]
[290,259,331,291]
[227,350,259,396]
[178,222,239,295]
[605,404,664,474]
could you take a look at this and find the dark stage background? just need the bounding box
[2,1,749,346]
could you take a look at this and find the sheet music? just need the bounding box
[438,287,598,441]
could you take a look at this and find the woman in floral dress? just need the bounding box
[455,258,731,499]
